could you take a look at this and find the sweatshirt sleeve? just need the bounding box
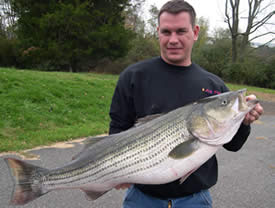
[223,123,251,151]
[109,71,136,135]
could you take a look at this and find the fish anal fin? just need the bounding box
[81,189,107,200]
[179,167,199,184]
[168,138,199,159]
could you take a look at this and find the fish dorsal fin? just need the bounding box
[83,135,108,146]
[135,113,163,127]
[81,189,108,200]
[168,137,199,159]
[72,135,111,160]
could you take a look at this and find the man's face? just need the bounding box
[157,12,199,66]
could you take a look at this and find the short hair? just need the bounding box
[158,0,196,27]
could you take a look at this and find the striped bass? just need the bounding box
[4,89,258,205]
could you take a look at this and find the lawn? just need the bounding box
[0,68,118,152]
[0,67,274,152]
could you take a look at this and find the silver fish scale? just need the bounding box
[43,109,190,189]
[93,119,188,183]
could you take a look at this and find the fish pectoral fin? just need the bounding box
[168,138,199,159]
[81,189,108,201]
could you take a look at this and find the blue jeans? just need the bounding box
[122,185,212,208]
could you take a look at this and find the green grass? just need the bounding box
[0,68,118,152]
[226,83,275,95]
[0,67,274,153]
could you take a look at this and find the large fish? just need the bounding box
[4,89,258,205]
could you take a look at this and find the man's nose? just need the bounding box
[169,32,179,44]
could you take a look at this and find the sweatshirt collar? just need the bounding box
[159,56,194,71]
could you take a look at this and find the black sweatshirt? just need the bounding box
[109,57,251,199]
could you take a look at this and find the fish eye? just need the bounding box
[221,100,228,105]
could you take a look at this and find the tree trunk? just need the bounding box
[232,36,238,63]
[225,0,274,63]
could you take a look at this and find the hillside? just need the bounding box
[0,68,118,152]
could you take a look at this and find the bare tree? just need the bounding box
[147,4,159,37]
[0,0,17,38]
[124,0,146,34]
[225,0,275,62]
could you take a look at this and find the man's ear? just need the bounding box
[193,25,200,41]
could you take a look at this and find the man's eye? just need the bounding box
[177,30,186,35]
[161,30,171,35]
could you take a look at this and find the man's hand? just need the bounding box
[115,183,132,190]
[243,95,264,125]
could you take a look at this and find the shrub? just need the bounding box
[0,37,18,67]
[223,55,275,89]
[93,35,159,74]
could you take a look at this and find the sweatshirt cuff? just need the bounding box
[223,123,251,151]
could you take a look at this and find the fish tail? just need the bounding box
[4,157,49,205]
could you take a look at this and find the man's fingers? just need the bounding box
[255,103,264,115]
[246,94,257,101]
[243,95,264,125]
[250,109,259,118]
[115,183,132,190]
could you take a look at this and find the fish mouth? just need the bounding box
[232,89,259,121]
[236,89,259,112]
[246,98,259,107]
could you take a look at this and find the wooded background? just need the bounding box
[0,0,274,89]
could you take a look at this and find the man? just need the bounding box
[109,0,263,207]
